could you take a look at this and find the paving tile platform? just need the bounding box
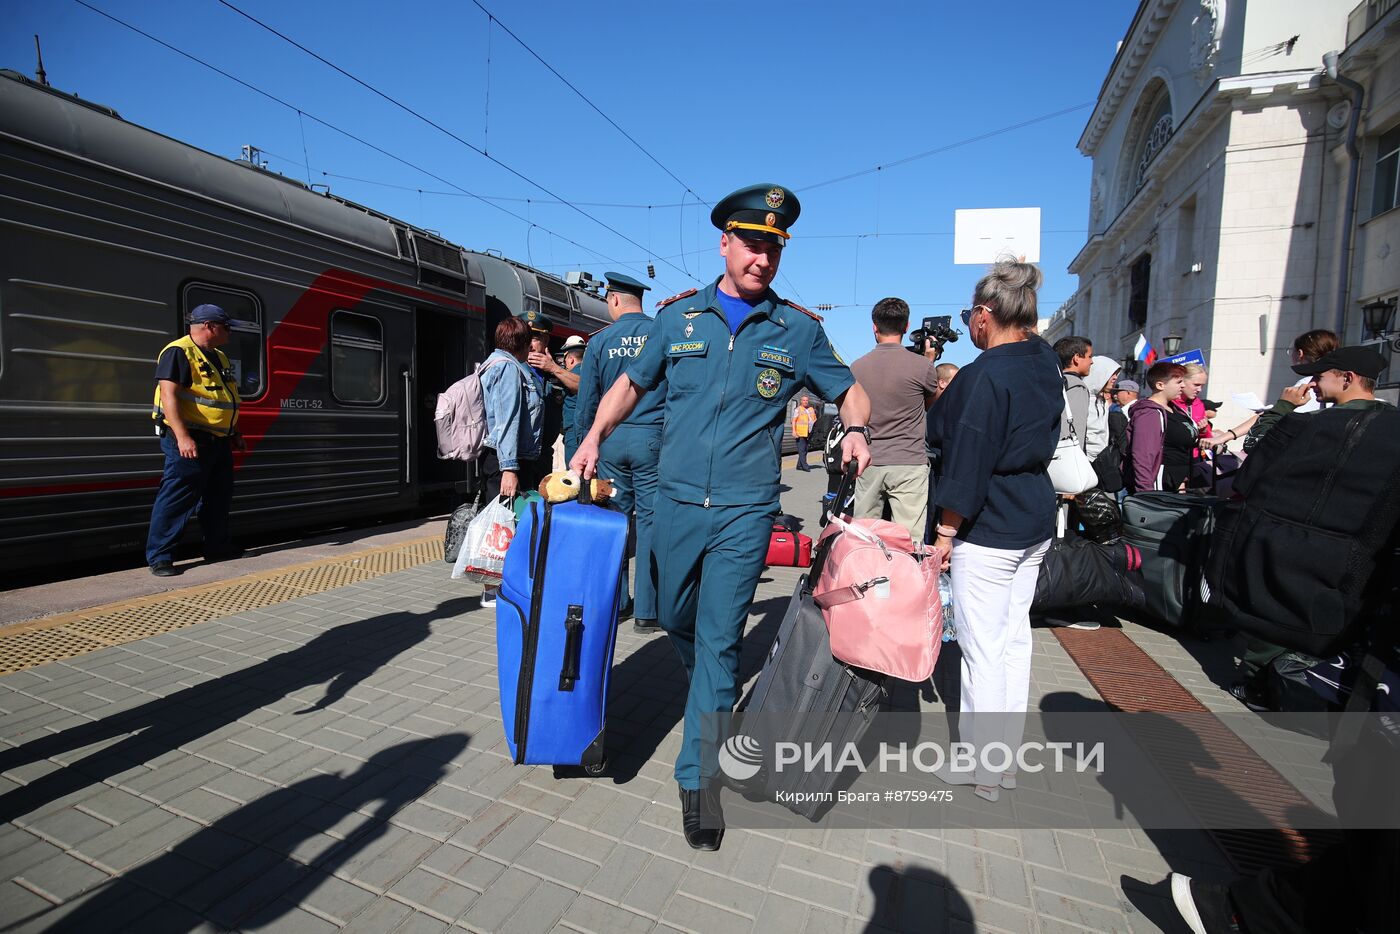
[0,465,1319,933]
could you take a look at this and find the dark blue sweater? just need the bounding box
[927,337,1063,549]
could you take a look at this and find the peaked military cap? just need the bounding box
[710,183,801,246]
[515,308,553,334]
[604,272,651,297]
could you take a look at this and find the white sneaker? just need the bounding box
[480,589,498,608]
[931,764,1000,802]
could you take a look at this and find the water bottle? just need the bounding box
[939,572,956,642]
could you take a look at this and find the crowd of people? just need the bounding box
[145,181,1396,930]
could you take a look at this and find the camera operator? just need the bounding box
[849,298,942,541]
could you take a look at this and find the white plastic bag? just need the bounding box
[451,496,516,583]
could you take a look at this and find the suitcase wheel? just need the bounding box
[583,758,608,777]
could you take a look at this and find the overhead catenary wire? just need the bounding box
[466,0,710,209]
[70,0,676,291]
[211,0,703,285]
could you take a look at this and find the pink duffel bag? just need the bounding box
[812,515,943,682]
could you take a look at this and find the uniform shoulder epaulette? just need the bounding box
[655,288,698,310]
[783,299,822,322]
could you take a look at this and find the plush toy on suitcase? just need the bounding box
[496,488,628,773]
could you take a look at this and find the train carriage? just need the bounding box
[0,69,609,573]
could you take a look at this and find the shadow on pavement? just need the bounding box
[601,593,791,784]
[862,863,973,933]
[0,597,477,823]
[4,734,470,933]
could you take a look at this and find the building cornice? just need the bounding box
[1079,0,1179,157]
[1070,69,1325,275]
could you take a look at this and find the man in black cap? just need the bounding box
[1289,344,1389,411]
[145,304,245,576]
[571,184,872,850]
[575,272,664,631]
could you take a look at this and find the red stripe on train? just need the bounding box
[0,269,485,497]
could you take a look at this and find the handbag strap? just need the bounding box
[1061,378,1081,443]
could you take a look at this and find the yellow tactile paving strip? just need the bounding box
[0,537,443,676]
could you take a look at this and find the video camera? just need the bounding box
[908,315,959,359]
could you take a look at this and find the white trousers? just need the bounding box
[950,537,1052,785]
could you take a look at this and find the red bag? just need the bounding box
[765,521,812,567]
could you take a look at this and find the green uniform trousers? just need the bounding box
[652,494,776,789]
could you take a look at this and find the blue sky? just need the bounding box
[5,0,1135,368]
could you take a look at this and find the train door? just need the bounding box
[413,308,473,496]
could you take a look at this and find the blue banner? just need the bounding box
[1166,348,1206,367]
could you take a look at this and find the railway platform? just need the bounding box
[0,467,1342,933]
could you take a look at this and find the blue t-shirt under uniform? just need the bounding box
[715,288,758,335]
[926,337,1064,549]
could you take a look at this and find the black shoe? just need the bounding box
[679,784,724,851]
[617,601,634,622]
[150,562,180,578]
[1227,681,1270,712]
[633,618,660,634]
[205,545,246,562]
[1170,873,1245,934]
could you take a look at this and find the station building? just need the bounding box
[1044,0,1400,416]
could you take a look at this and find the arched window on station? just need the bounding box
[1129,84,1174,195]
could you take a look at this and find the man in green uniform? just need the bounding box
[575,272,664,632]
[559,335,587,465]
[572,184,872,850]
[519,310,579,474]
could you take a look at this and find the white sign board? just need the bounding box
[953,207,1041,265]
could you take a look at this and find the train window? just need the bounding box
[330,311,385,404]
[182,284,265,399]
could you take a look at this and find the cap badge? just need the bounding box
[765,188,785,209]
[765,212,777,227]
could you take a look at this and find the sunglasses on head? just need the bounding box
[960,304,990,327]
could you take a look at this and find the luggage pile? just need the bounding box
[727,467,943,817]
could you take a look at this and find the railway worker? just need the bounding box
[520,310,580,473]
[574,272,664,633]
[559,335,588,465]
[571,184,872,851]
[145,304,245,577]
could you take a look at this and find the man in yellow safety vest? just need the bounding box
[146,304,245,577]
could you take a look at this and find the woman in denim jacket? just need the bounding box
[481,316,544,502]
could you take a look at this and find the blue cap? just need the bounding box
[604,272,650,297]
[710,183,801,246]
[189,304,231,324]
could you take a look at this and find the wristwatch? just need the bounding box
[843,426,871,441]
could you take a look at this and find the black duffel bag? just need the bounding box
[1034,535,1145,614]
[1203,405,1400,656]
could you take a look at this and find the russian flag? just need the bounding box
[1134,334,1157,365]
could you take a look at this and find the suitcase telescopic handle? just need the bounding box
[833,460,858,520]
[808,462,860,584]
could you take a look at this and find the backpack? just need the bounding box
[434,356,510,462]
[1202,405,1400,655]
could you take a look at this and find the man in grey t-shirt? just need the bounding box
[849,297,940,541]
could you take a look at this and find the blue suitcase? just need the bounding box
[496,497,628,772]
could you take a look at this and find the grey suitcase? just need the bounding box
[1122,491,1222,628]
[726,467,887,819]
